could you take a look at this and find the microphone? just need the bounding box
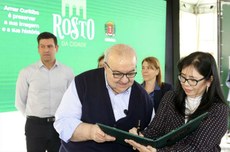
[124,109,128,115]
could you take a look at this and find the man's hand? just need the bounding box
[90,124,116,143]
[125,127,156,152]
[70,123,115,143]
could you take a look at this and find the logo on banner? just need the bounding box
[53,0,95,47]
[61,0,86,19]
[104,21,116,42]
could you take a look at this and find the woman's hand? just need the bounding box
[129,127,144,136]
[125,127,156,152]
[125,139,156,152]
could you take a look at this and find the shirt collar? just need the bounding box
[185,95,202,115]
[38,60,59,69]
[142,81,161,91]
[155,82,161,90]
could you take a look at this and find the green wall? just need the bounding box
[0,0,166,112]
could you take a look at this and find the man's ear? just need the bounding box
[56,45,59,53]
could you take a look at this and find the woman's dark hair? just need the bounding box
[175,52,227,118]
[37,32,58,45]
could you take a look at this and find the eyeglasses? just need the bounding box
[104,62,137,79]
[178,74,205,86]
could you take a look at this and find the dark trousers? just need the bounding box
[25,117,60,152]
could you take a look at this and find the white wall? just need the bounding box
[179,3,218,60]
[0,111,26,152]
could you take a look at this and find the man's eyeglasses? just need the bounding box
[104,62,137,79]
[178,74,205,86]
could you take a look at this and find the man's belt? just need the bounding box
[27,116,55,123]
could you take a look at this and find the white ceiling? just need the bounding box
[180,0,217,14]
[180,0,217,5]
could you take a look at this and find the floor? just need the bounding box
[0,111,26,152]
[0,111,230,152]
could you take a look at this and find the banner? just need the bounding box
[0,0,166,112]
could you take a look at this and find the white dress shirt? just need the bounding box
[15,60,74,117]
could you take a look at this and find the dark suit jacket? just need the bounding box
[141,82,173,113]
[154,83,173,112]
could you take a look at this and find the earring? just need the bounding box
[206,86,209,92]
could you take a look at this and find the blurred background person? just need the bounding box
[141,56,173,112]
[226,69,230,103]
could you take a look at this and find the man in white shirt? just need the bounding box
[15,32,74,152]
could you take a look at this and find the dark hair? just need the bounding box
[37,32,58,45]
[97,54,104,67]
[175,52,227,118]
[97,54,104,63]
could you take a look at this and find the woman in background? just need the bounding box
[126,52,229,152]
[141,57,173,112]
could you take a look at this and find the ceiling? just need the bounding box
[180,0,217,13]
[180,0,217,5]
